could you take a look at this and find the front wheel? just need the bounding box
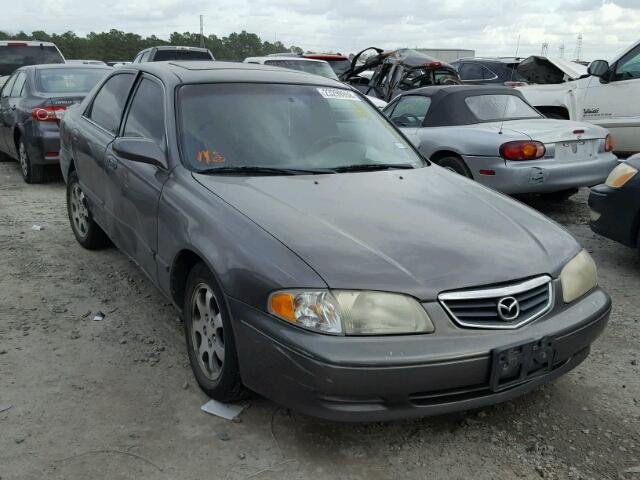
[18,138,45,184]
[66,170,110,249]
[184,263,246,402]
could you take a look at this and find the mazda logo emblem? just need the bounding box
[497,296,520,321]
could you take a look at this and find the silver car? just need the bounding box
[383,86,619,197]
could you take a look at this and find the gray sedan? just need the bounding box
[383,86,619,198]
[60,62,610,422]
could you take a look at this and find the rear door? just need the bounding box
[2,71,27,157]
[0,72,18,153]
[77,72,136,227]
[104,74,169,281]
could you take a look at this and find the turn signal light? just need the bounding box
[499,141,546,161]
[605,134,614,152]
[31,106,66,122]
[269,292,296,322]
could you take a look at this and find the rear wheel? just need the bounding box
[437,155,473,178]
[66,170,110,249]
[18,138,45,184]
[184,262,246,402]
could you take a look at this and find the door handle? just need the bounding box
[106,155,118,170]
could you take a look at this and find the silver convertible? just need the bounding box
[383,86,619,198]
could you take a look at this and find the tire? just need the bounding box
[545,188,579,202]
[18,138,45,184]
[183,262,246,402]
[66,170,110,249]
[437,155,473,178]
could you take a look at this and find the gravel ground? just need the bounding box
[0,160,638,480]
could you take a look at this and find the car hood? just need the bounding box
[517,56,587,84]
[494,119,607,143]
[193,167,580,300]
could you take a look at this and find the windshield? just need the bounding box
[264,59,339,80]
[325,59,351,76]
[35,68,109,93]
[465,94,541,121]
[178,83,423,173]
[0,45,64,76]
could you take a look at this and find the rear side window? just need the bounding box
[10,71,27,96]
[0,45,64,76]
[87,73,136,134]
[465,94,541,121]
[389,96,431,127]
[123,78,165,145]
[459,63,485,80]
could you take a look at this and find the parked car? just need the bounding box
[517,56,587,86]
[382,86,618,196]
[0,40,65,76]
[243,56,387,109]
[67,59,107,65]
[60,61,610,422]
[518,39,640,154]
[341,47,462,102]
[302,53,351,76]
[107,61,132,67]
[132,46,215,63]
[589,155,640,253]
[0,63,111,182]
[451,57,529,87]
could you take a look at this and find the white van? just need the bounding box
[518,40,640,154]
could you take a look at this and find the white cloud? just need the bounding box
[3,0,640,60]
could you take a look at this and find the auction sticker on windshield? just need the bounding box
[317,88,360,101]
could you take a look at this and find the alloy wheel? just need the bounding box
[70,183,90,239]
[190,283,225,381]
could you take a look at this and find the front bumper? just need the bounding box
[463,153,619,194]
[230,284,610,422]
[589,183,639,247]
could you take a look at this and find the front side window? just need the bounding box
[178,83,424,172]
[614,46,640,81]
[123,78,165,145]
[87,73,135,134]
[35,68,109,93]
[389,96,431,127]
[264,60,339,80]
[465,94,541,122]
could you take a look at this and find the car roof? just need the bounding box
[122,61,345,87]
[304,54,348,60]
[0,40,58,47]
[396,85,529,127]
[154,45,211,52]
[456,57,522,64]
[245,56,329,65]
[17,63,112,72]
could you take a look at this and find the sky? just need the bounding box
[2,0,640,60]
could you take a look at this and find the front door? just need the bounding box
[0,72,20,154]
[76,72,136,226]
[580,44,640,153]
[104,74,169,282]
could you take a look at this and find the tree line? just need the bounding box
[0,29,304,62]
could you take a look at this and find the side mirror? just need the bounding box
[588,60,610,78]
[113,137,167,169]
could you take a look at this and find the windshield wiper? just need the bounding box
[196,166,335,176]
[330,163,417,173]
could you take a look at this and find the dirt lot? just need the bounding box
[0,159,638,480]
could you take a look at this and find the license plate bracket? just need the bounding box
[490,337,556,392]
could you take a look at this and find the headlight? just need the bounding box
[605,163,637,188]
[560,250,597,303]
[268,290,434,335]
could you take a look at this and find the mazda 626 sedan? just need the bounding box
[59,61,611,422]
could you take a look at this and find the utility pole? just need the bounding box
[559,43,565,58]
[199,15,204,48]
[540,42,549,56]
[574,33,583,62]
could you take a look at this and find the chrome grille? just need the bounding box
[438,275,553,329]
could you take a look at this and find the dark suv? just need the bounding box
[132,46,215,63]
[451,58,529,87]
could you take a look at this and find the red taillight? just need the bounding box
[504,81,528,88]
[573,129,585,135]
[31,106,66,122]
[500,140,546,160]
[479,169,496,176]
[605,134,614,152]
[424,61,442,68]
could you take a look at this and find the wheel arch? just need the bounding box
[170,248,221,310]
[429,149,465,164]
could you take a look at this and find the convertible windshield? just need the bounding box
[465,94,542,121]
[179,83,424,173]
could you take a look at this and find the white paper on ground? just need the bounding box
[201,399,245,420]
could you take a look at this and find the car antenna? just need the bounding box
[499,34,521,135]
